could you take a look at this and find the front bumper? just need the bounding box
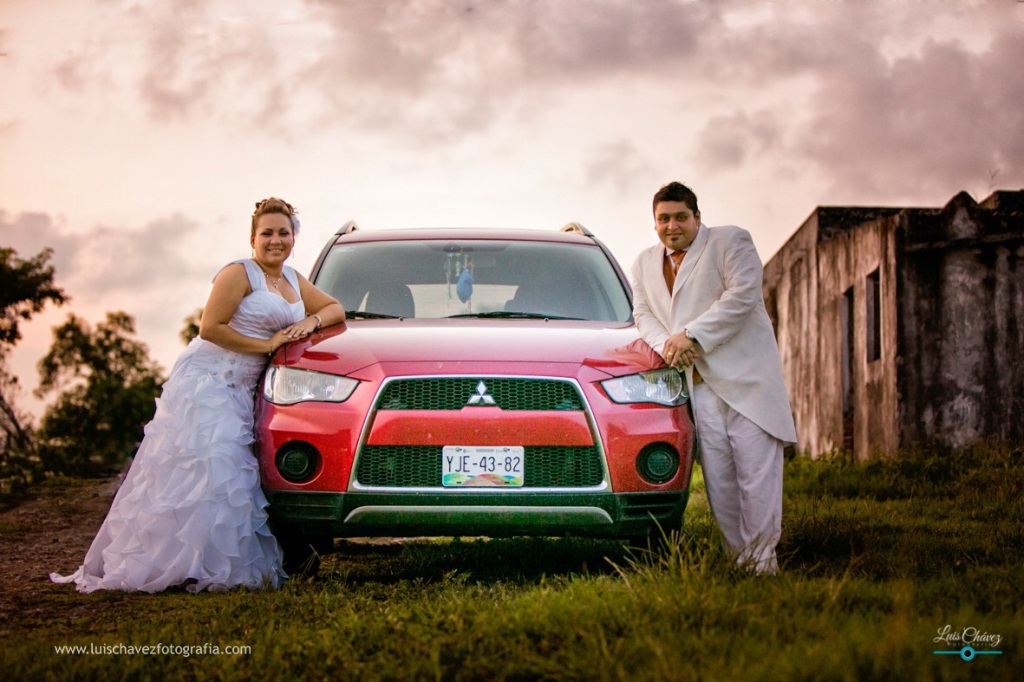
[266,490,688,539]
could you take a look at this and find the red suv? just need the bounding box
[255,223,694,571]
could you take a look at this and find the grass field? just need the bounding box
[2,448,1021,681]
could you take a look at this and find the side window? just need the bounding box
[841,287,854,411]
[841,286,855,454]
[866,268,881,363]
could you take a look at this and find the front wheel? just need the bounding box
[275,527,332,578]
[626,518,683,556]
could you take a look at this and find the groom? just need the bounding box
[631,181,796,573]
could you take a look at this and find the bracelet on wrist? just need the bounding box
[311,314,322,330]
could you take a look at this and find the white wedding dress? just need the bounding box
[51,260,302,593]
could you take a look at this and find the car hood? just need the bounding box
[279,319,667,379]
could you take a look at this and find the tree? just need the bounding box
[180,307,203,346]
[1,246,67,494]
[1,246,67,347]
[0,367,39,497]
[35,312,164,476]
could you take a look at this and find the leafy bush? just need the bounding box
[34,312,164,476]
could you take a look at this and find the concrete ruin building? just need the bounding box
[762,190,1024,459]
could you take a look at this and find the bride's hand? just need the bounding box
[266,329,290,355]
[280,319,314,342]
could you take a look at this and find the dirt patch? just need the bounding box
[0,474,122,631]
[0,475,418,632]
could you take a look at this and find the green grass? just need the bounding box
[3,449,1022,680]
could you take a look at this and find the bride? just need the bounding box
[51,198,344,593]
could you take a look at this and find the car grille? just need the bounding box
[356,445,604,488]
[376,378,584,411]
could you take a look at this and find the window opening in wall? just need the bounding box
[866,268,881,363]
[841,287,855,454]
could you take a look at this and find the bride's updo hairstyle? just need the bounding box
[251,197,300,236]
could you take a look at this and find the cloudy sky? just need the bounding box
[3,0,1023,416]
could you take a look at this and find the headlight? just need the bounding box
[600,368,687,407]
[262,366,359,405]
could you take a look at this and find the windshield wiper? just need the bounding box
[345,310,404,319]
[446,311,584,321]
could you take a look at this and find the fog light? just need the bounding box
[276,442,321,483]
[636,444,679,484]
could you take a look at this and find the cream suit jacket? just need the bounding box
[631,223,797,445]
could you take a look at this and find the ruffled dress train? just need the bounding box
[50,260,302,593]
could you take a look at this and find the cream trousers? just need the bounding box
[692,381,784,574]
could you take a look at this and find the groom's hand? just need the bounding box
[662,332,700,370]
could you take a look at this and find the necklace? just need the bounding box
[257,264,283,291]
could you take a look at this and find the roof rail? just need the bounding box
[561,221,594,237]
[336,220,359,235]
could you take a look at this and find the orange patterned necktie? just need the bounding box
[663,250,686,292]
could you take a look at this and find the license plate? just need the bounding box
[442,446,524,487]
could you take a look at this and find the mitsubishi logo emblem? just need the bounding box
[467,380,497,406]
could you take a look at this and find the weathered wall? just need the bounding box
[897,196,1024,449]
[818,217,900,460]
[765,191,1023,458]
[763,215,820,455]
[765,208,903,458]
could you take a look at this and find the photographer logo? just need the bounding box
[933,625,1003,661]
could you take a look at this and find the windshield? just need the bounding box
[314,239,633,322]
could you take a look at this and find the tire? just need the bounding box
[627,517,683,555]
[275,528,332,578]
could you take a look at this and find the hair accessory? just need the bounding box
[252,197,300,234]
